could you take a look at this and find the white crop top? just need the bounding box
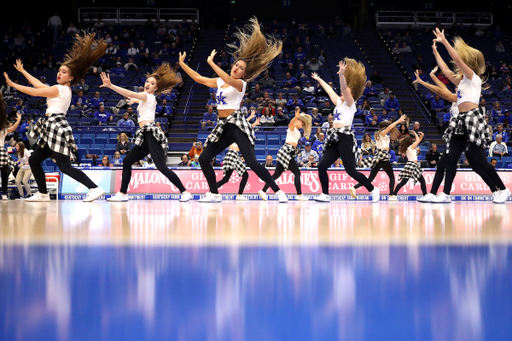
[137,93,157,121]
[376,134,390,149]
[456,72,481,107]
[46,85,71,114]
[285,127,301,144]
[0,129,6,147]
[333,98,356,125]
[405,146,417,162]
[450,102,459,116]
[215,78,247,110]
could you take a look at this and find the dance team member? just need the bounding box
[216,143,250,201]
[4,34,107,202]
[0,94,20,200]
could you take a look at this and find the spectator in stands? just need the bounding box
[261,155,275,168]
[389,133,399,153]
[496,41,505,53]
[91,105,113,126]
[415,147,424,161]
[412,121,422,136]
[283,62,296,77]
[306,155,318,168]
[70,90,89,110]
[392,43,401,55]
[322,114,333,132]
[100,155,112,167]
[486,117,493,136]
[257,91,275,111]
[489,135,508,157]
[385,93,400,112]
[47,13,62,42]
[260,107,274,126]
[379,87,391,106]
[124,58,139,72]
[493,123,509,142]
[302,81,315,96]
[306,58,323,72]
[282,72,300,92]
[442,111,451,131]
[155,99,173,121]
[67,23,78,35]
[89,91,104,109]
[274,107,289,126]
[294,47,306,63]
[13,34,26,51]
[321,100,333,116]
[127,42,137,56]
[312,133,325,156]
[116,133,131,155]
[361,133,375,156]
[258,71,276,89]
[370,71,383,85]
[364,108,375,126]
[426,144,441,168]
[140,52,151,66]
[499,109,512,126]
[479,98,490,117]
[297,143,319,166]
[363,81,377,97]
[151,53,162,67]
[110,62,125,76]
[117,112,135,127]
[399,42,411,54]
[333,158,342,168]
[398,124,409,140]
[379,109,392,123]
[189,141,203,160]
[430,95,445,121]
[286,94,304,112]
[490,158,498,168]
[105,42,117,55]
[190,155,200,167]
[137,42,149,55]
[368,114,379,128]
[201,105,217,131]
[491,101,502,119]
[244,83,264,105]
[177,154,190,167]
[112,151,123,166]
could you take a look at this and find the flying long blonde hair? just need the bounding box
[62,33,107,86]
[298,113,312,138]
[343,57,367,101]
[451,37,486,82]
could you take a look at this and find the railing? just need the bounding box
[78,7,199,24]
[183,63,200,132]
[376,11,492,27]
[72,126,138,134]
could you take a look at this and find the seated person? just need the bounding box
[89,91,104,109]
[489,135,509,157]
[378,109,392,123]
[310,108,323,126]
[117,112,135,127]
[70,90,89,110]
[91,105,113,125]
[201,105,217,130]
[110,62,126,76]
[116,133,131,155]
[156,99,173,121]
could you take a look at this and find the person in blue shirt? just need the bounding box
[294,47,306,63]
[312,133,325,157]
[89,91,104,109]
[286,94,304,112]
[378,109,392,123]
[384,93,400,112]
[110,62,126,76]
[493,124,509,143]
[116,112,135,127]
[425,90,435,102]
[498,109,512,127]
[412,69,428,88]
[156,99,173,121]
[389,149,397,163]
[442,111,451,131]
[206,93,217,109]
[365,109,376,126]
[91,105,113,125]
[491,101,502,118]
[310,107,323,126]
[71,90,89,110]
[160,92,177,102]
[282,72,300,92]
[430,95,445,121]
[363,81,377,97]
[201,105,218,131]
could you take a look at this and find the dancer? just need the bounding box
[391,131,428,198]
[103,64,192,202]
[0,94,20,200]
[429,31,509,203]
[216,143,250,201]
[3,35,107,202]
[350,115,407,201]
[178,17,288,203]
[311,60,380,203]
[258,106,312,201]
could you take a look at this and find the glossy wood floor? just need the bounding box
[1,200,510,245]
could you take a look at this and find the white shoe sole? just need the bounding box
[83,188,105,202]
[179,194,193,202]
[258,191,268,201]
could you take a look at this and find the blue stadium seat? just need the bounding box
[95,137,107,145]
[104,148,116,156]
[88,148,103,155]
[80,138,93,145]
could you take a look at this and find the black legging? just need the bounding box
[262,158,302,194]
[199,123,280,194]
[318,133,374,194]
[443,134,505,195]
[1,165,10,195]
[216,170,249,195]
[30,145,98,194]
[121,132,186,193]
[353,160,395,195]
[393,175,427,196]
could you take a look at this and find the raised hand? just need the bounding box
[433,28,446,44]
[311,72,320,80]
[432,40,438,53]
[207,49,217,64]
[398,114,407,123]
[16,112,22,121]
[13,59,24,72]
[254,117,261,126]
[3,72,14,87]
[179,52,187,64]
[413,70,422,83]
[126,97,138,105]
[337,60,347,75]
[99,72,112,88]
[295,106,301,117]
[431,66,438,74]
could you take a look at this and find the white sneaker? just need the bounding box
[314,193,331,202]
[107,192,129,202]
[417,193,436,203]
[493,188,511,204]
[236,195,249,201]
[2,195,7,201]
[25,192,51,202]
[83,187,105,202]
[349,186,357,199]
[492,191,501,202]
[296,194,309,201]
[432,192,451,203]
[258,190,268,201]
[179,191,193,202]
[198,192,222,203]
[276,190,288,203]
[388,195,398,201]
[370,187,380,203]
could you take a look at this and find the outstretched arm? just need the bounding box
[7,113,22,133]
[179,52,217,88]
[410,131,424,149]
[4,73,58,98]
[433,28,474,80]
[14,60,49,89]
[100,72,147,102]
[431,41,458,84]
[337,60,354,106]
[414,69,457,102]
[381,115,407,136]
[288,106,301,130]
[206,50,244,92]
[311,72,339,104]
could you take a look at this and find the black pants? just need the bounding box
[443,135,505,195]
[0,165,10,195]
[121,132,186,193]
[393,176,427,196]
[262,158,302,194]
[199,123,280,194]
[30,145,97,194]
[353,160,395,195]
[216,170,249,195]
[318,133,374,194]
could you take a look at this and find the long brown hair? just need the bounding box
[16,141,26,158]
[0,94,7,129]
[298,113,312,138]
[62,32,107,86]
[228,17,282,81]
[375,121,399,140]
[146,63,182,94]
[101,155,110,166]
[451,37,486,82]
[398,135,414,155]
[344,57,366,101]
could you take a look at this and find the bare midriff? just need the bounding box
[218,109,236,118]
[458,101,478,113]
[139,120,153,128]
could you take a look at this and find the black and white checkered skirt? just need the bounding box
[0,147,15,168]
[359,148,390,169]
[276,143,300,170]
[205,110,255,147]
[443,107,490,153]
[222,149,246,177]
[132,122,169,152]
[398,161,422,184]
[29,114,78,157]
[324,126,360,161]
